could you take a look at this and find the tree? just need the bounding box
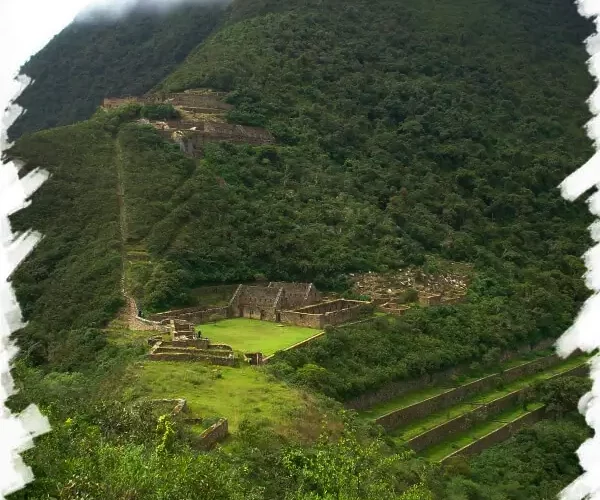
[282,423,429,500]
[535,375,591,418]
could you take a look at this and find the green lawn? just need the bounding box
[124,361,336,441]
[197,318,320,356]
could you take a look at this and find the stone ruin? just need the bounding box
[147,397,229,450]
[147,282,372,330]
[144,280,467,365]
[147,318,237,366]
[102,89,274,158]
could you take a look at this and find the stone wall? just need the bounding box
[208,344,233,351]
[268,282,310,292]
[176,122,273,145]
[148,305,213,319]
[148,342,236,366]
[164,93,233,111]
[375,354,566,432]
[160,339,210,349]
[395,362,588,454]
[130,315,170,333]
[144,282,326,328]
[231,284,293,321]
[279,310,324,329]
[554,363,589,378]
[501,355,559,383]
[281,299,371,328]
[280,291,309,309]
[440,406,546,463]
[245,352,265,365]
[103,97,147,108]
[407,390,522,452]
[239,306,278,322]
[323,303,369,326]
[295,299,365,315]
[346,341,561,410]
[305,283,322,304]
[235,286,280,308]
[196,418,229,451]
[378,304,411,316]
[148,306,230,324]
[262,331,327,364]
[148,352,236,366]
[419,293,442,306]
[376,374,502,431]
[437,366,589,463]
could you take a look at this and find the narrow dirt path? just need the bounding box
[115,137,165,332]
[115,137,139,327]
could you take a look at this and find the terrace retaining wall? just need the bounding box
[375,374,501,431]
[374,354,567,431]
[346,339,561,411]
[407,362,589,454]
[440,407,547,463]
[406,390,523,452]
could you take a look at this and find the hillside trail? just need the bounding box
[114,137,139,328]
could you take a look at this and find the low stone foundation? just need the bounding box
[148,341,236,366]
[196,418,229,451]
[149,398,188,417]
[159,339,210,349]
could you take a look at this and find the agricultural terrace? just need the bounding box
[196,318,320,356]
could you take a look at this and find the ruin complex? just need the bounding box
[147,282,373,329]
[147,318,237,366]
[102,89,274,157]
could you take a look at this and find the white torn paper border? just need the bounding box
[558,1,600,499]
[0,75,51,499]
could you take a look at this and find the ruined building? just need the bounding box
[229,282,321,322]
[147,281,373,329]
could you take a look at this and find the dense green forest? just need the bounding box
[4,0,596,497]
[7,121,123,366]
[7,1,225,140]
[435,417,590,500]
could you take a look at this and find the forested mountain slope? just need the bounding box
[7,1,226,140]
[7,0,594,370]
